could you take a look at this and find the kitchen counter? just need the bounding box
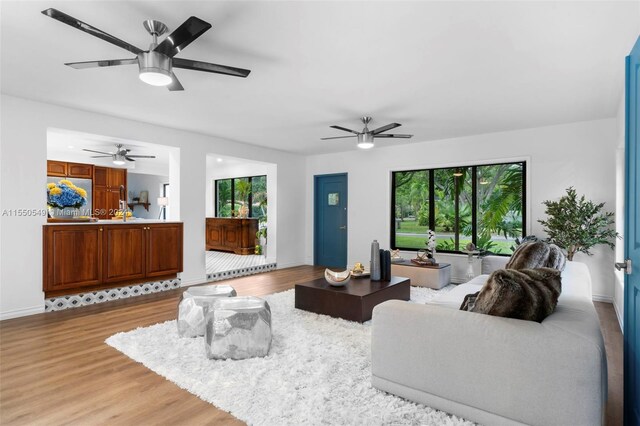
[44,219,183,225]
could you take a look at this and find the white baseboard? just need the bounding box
[0,305,45,321]
[613,300,624,331]
[592,294,613,303]
[276,261,303,269]
[180,276,208,287]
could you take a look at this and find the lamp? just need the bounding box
[357,133,375,149]
[113,154,126,166]
[453,169,463,177]
[138,51,172,87]
[157,197,169,219]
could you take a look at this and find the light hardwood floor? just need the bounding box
[0,266,623,425]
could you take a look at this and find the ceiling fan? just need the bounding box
[321,117,413,149]
[41,8,251,91]
[83,144,156,166]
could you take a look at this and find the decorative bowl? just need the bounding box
[324,268,351,287]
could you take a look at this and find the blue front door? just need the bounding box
[624,35,640,426]
[314,173,348,268]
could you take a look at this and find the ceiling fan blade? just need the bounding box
[125,155,157,158]
[125,157,135,162]
[154,16,211,58]
[167,73,184,91]
[373,134,413,138]
[90,155,113,158]
[371,123,401,135]
[172,58,251,78]
[83,148,113,155]
[65,58,138,69]
[320,136,357,140]
[329,125,360,135]
[41,8,143,55]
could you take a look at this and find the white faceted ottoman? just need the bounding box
[177,285,237,338]
[205,296,272,360]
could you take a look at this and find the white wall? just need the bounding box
[613,93,626,327]
[305,119,619,298]
[127,172,169,220]
[0,94,306,319]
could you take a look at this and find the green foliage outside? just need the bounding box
[394,163,524,254]
[538,187,618,260]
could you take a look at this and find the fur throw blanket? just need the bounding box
[505,240,566,271]
[460,268,562,322]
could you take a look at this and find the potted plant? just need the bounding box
[46,179,87,218]
[235,180,252,218]
[538,187,619,260]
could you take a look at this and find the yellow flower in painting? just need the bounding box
[76,188,87,198]
[47,183,56,189]
[59,179,73,186]
[49,187,62,196]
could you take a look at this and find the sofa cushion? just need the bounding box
[461,268,562,322]
[505,240,566,271]
[429,274,486,310]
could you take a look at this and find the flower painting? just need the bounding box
[47,180,87,208]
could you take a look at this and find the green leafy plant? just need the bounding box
[538,187,619,261]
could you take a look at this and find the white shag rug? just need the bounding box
[106,286,474,426]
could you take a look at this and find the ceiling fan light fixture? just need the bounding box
[357,133,375,150]
[113,159,126,166]
[138,51,172,86]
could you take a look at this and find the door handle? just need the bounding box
[339,226,347,230]
[615,259,632,275]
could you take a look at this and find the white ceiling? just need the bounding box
[2,1,639,155]
[47,128,172,176]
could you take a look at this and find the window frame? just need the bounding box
[214,175,267,218]
[390,160,527,256]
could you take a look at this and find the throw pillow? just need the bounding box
[505,240,566,271]
[460,268,562,322]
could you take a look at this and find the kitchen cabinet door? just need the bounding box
[94,166,108,187]
[103,225,146,283]
[146,224,183,277]
[93,188,108,219]
[47,160,67,177]
[67,162,93,179]
[107,168,127,189]
[206,221,223,249]
[44,226,102,291]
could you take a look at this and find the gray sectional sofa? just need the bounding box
[371,260,607,426]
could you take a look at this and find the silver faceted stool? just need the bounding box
[205,296,272,360]
[177,285,237,338]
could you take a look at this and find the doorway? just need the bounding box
[314,173,348,268]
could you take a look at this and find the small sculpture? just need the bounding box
[426,230,437,260]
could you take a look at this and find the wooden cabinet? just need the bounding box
[103,225,146,283]
[67,162,93,179]
[47,160,93,178]
[93,166,127,219]
[47,161,67,177]
[146,224,183,277]
[107,168,127,188]
[43,225,103,292]
[94,166,107,187]
[206,218,258,255]
[43,222,183,296]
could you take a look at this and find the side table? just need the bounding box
[390,260,451,289]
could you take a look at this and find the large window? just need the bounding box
[391,161,525,255]
[215,175,267,218]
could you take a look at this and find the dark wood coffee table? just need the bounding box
[294,276,410,323]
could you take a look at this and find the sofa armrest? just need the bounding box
[371,300,606,426]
